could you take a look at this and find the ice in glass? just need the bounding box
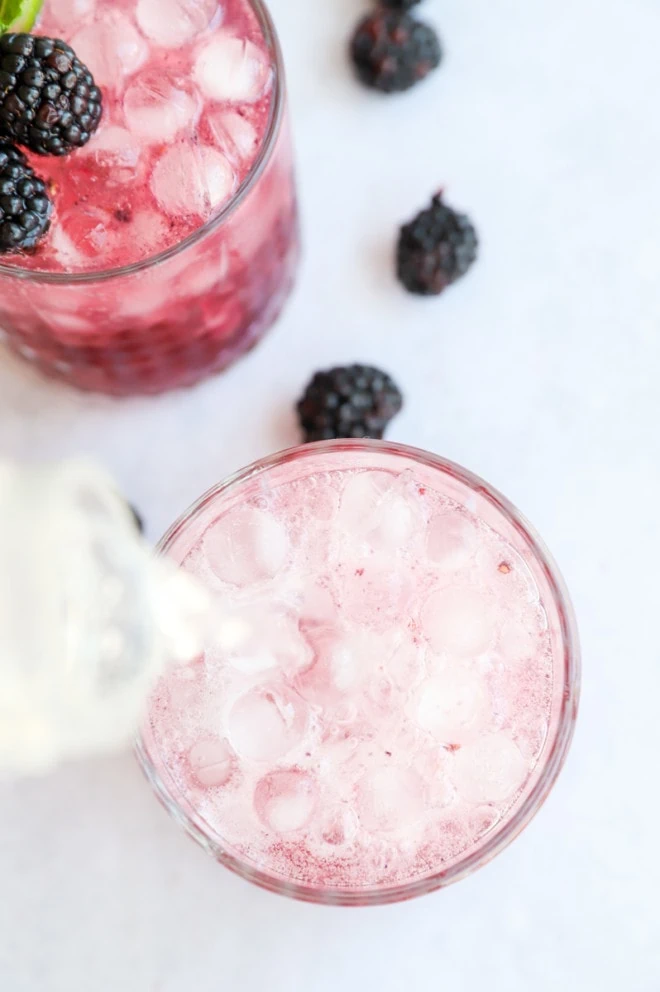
[0,0,298,394]
[139,442,580,904]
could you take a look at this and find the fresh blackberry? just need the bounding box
[0,141,51,252]
[0,34,102,156]
[397,194,478,295]
[350,11,441,93]
[297,365,403,443]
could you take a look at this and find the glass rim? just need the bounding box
[0,0,284,287]
[136,439,581,907]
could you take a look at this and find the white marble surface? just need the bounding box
[1,0,659,988]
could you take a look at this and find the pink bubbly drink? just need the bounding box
[0,0,298,394]
[139,442,580,905]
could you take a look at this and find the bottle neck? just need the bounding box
[0,459,212,777]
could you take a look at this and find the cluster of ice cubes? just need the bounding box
[148,464,554,887]
[37,0,272,272]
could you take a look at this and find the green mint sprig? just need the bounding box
[0,0,42,34]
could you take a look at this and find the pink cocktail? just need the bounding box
[0,0,298,395]
[138,441,580,905]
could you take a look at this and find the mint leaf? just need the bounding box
[0,0,41,32]
[0,0,24,31]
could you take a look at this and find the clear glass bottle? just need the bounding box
[0,458,214,776]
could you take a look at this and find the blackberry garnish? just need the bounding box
[350,11,441,93]
[297,365,403,443]
[0,34,102,156]
[397,193,478,295]
[0,140,51,252]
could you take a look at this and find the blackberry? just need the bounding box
[0,141,51,252]
[350,11,441,93]
[397,194,478,295]
[297,365,403,443]
[0,34,102,156]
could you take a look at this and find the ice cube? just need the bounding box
[217,612,276,674]
[212,612,252,652]
[72,12,148,89]
[49,224,87,273]
[266,611,314,676]
[175,243,229,296]
[32,303,92,337]
[129,210,169,258]
[450,732,529,803]
[254,769,318,834]
[49,0,96,25]
[195,34,271,104]
[227,685,306,761]
[116,278,167,319]
[188,737,233,787]
[421,586,497,657]
[295,634,348,707]
[56,205,115,268]
[202,506,288,586]
[359,765,426,833]
[498,616,538,665]
[415,669,488,743]
[213,606,312,676]
[207,109,258,165]
[297,626,385,706]
[426,511,478,571]
[85,125,141,170]
[136,0,218,48]
[124,71,201,143]
[150,144,235,219]
[337,471,418,553]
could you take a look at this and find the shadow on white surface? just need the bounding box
[2,751,460,990]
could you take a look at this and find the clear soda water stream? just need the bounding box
[0,459,214,777]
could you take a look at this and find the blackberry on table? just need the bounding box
[0,34,102,156]
[397,193,478,295]
[297,365,403,443]
[0,140,51,252]
[350,10,441,93]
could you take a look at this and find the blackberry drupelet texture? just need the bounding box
[350,11,441,93]
[297,365,403,442]
[0,34,102,156]
[397,193,478,295]
[0,140,51,252]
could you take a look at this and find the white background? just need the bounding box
[1,0,659,988]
